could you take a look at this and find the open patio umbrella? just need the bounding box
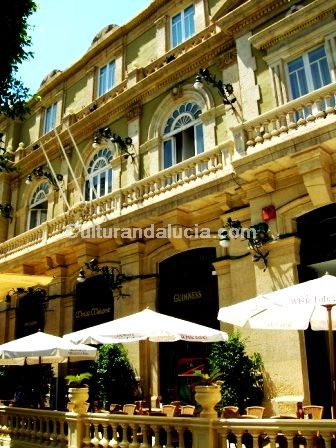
[217,273,336,417]
[0,331,97,365]
[0,273,53,300]
[64,308,228,410]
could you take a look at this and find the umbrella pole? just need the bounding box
[325,305,336,418]
[146,339,151,413]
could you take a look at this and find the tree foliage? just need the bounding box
[0,0,37,119]
[208,332,264,412]
[89,344,139,407]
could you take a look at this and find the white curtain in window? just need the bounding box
[85,148,113,200]
[28,183,49,230]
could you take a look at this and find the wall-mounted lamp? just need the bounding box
[194,68,236,107]
[220,218,271,269]
[0,203,13,222]
[92,127,134,161]
[5,287,48,307]
[77,258,157,299]
[25,166,64,191]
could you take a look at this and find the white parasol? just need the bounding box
[0,331,97,365]
[217,273,336,417]
[64,308,228,410]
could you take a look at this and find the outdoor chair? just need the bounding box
[303,405,324,419]
[180,405,195,416]
[222,406,239,418]
[123,403,136,415]
[241,406,265,418]
[162,404,176,417]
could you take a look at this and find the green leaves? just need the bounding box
[208,331,264,412]
[0,0,37,119]
[65,372,92,387]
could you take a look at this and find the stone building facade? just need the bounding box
[0,0,336,413]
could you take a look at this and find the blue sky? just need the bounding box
[18,0,152,94]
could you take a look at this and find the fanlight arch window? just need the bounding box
[28,182,49,230]
[162,102,204,168]
[85,148,113,200]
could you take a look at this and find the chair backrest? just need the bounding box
[162,404,176,417]
[246,406,265,418]
[303,405,324,419]
[109,403,120,413]
[222,406,239,418]
[123,404,136,415]
[180,405,195,416]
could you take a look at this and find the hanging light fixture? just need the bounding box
[25,166,64,191]
[92,127,134,161]
[194,68,236,107]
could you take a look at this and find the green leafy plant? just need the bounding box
[208,331,264,412]
[194,367,223,386]
[65,372,92,388]
[89,344,139,407]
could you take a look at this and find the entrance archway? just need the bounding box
[158,248,219,403]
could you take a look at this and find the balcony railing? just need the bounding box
[232,82,336,154]
[0,406,336,448]
[0,143,232,262]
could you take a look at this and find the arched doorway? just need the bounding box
[158,248,219,403]
[297,203,336,417]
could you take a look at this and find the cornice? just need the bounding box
[217,0,295,36]
[250,0,336,50]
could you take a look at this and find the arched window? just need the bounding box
[28,183,49,230]
[162,102,204,168]
[85,148,113,200]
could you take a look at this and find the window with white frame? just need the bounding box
[28,183,49,230]
[171,4,195,48]
[85,148,113,200]
[43,102,57,134]
[98,60,116,97]
[162,102,204,169]
[287,45,332,100]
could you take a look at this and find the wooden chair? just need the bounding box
[303,405,324,419]
[180,405,195,416]
[122,404,136,415]
[162,404,176,417]
[222,406,239,418]
[241,406,265,418]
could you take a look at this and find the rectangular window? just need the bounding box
[171,5,195,48]
[163,140,173,168]
[288,46,331,100]
[98,60,116,97]
[43,102,57,134]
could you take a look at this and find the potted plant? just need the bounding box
[65,372,92,414]
[194,368,223,418]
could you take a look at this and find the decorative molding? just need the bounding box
[250,0,336,50]
[126,102,142,121]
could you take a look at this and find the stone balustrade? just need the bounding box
[0,406,336,448]
[0,144,230,262]
[232,82,336,153]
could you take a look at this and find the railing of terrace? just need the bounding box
[1,406,336,448]
[0,143,232,262]
[232,82,336,154]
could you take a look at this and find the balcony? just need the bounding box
[0,405,335,448]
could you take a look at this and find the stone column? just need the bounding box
[155,15,168,58]
[194,0,207,31]
[236,32,260,120]
[252,236,311,408]
[126,103,141,185]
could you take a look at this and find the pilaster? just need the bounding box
[155,15,168,58]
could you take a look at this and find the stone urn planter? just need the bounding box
[67,387,90,413]
[194,384,222,418]
[65,372,92,414]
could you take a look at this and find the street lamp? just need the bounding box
[194,68,236,107]
[92,127,134,161]
[25,166,64,191]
